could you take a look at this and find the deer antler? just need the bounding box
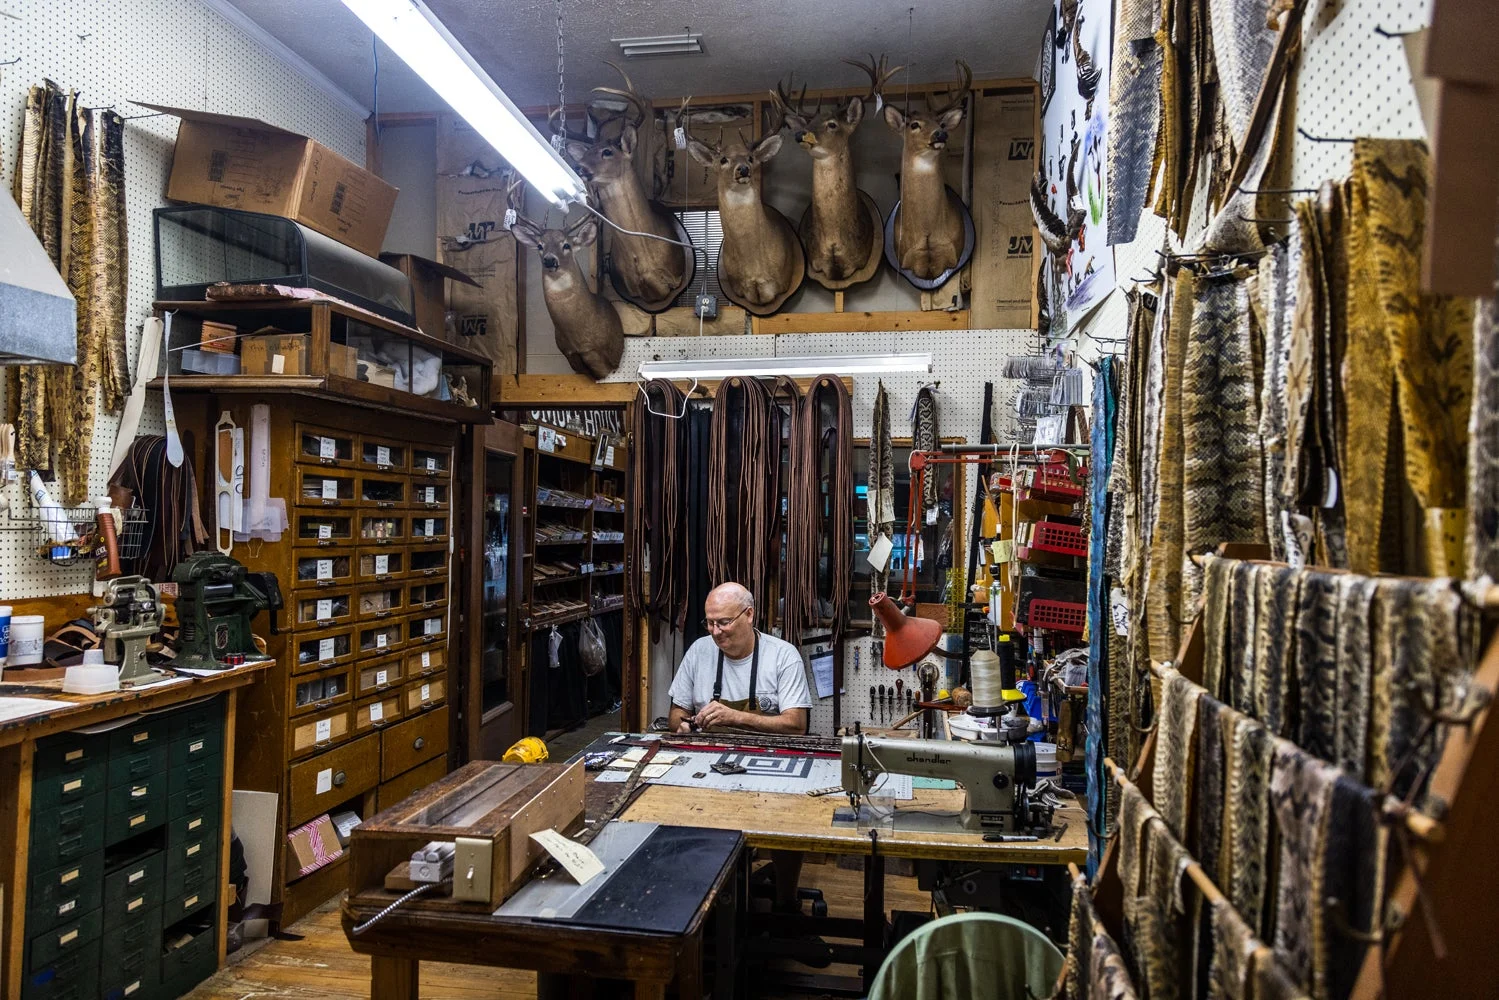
[589,60,652,131]
[770,75,815,128]
[843,53,904,105]
[735,124,752,149]
[924,59,972,116]
[547,106,591,145]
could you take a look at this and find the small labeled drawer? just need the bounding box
[353,692,403,736]
[359,436,408,472]
[357,620,404,657]
[100,907,160,1000]
[403,675,446,715]
[294,512,355,547]
[168,781,221,822]
[28,852,103,936]
[289,707,353,760]
[297,425,355,467]
[380,705,448,781]
[291,663,352,717]
[163,847,218,920]
[294,548,355,589]
[103,850,164,922]
[287,733,380,828]
[293,627,354,674]
[159,914,216,990]
[165,819,217,875]
[107,716,167,757]
[168,721,224,769]
[356,583,405,621]
[167,805,220,862]
[407,612,447,645]
[359,473,408,509]
[31,796,105,872]
[106,743,168,789]
[33,756,105,810]
[356,548,405,583]
[295,467,356,507]
[355,656,403,699]
[405,645,446,679]
[407,579,448,611]
[106,770,167,818]
[34,730,107,781]
[294,590,354,628]
[28,907,102,972]
[408,544,447,577]
[410,514,448,542]
[359,512,406,544]
[168,698,223,745]
[169,753,223,798]
[411,447,450,478]
[410,479,450,510]
[22,939,98,1000]
[105,792,165,845]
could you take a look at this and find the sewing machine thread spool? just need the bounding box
[968,649,1006,715]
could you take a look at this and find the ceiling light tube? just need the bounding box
[612,33,705,58]
[343,0,586,206]
[637,353,933,380]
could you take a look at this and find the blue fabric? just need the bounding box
[1019,678,1048,734]
[1085,358,1118,874]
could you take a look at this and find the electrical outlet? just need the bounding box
[694,293,718,319]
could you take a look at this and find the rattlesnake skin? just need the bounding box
[1465,230,1499,581]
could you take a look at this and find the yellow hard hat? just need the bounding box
[502,736,549,764]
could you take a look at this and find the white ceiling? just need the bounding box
[221,0,1050,115]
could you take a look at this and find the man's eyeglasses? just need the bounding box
[701,607,750,631]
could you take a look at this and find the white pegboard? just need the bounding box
[0,0,366,599]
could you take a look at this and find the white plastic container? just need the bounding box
[64,650,120,695]
[1033,741,1060,782]
[5,614,44,666]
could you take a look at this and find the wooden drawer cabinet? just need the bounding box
[290,663,352,717]
[356,618,405,657]
[358,435,408,472]
[355,656,403,699]
[356,548,405,584]
[407,578,448,611]
[292,549,355,590]
[292,627,355,674]
[287,733,381,828]
[379,706,448,781]
[353,691,404,736]
[356,582,406,620]
[358,512,406,544]
[359,472,408,509]
[411,446,450,477]
[294,511,356,547]
[410,479,450,510]
[403,675,446,715]
[410,513,448,542]
[294,467,357,508]
[408,543,447,578]
[288,707,352,760]
[293,588,355,628]
[406,644,445,679]
[407,610,447,646]
[297,425,355,468]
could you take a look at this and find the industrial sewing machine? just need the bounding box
[172,553,280,671]
[89,576,169,687]
[839,733,1054,835]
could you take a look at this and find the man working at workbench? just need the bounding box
[668,583,810,735]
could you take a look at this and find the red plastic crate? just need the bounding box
[1024,599,1087,633]
[1030,519,1089,557]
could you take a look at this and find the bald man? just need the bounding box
[668,583,811,734]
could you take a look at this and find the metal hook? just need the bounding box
[1298,126,1356,144]
[1238,209,1295,226]
[0,57,17,66]
[1374,25,1418,38]
[1233,184,1317,196]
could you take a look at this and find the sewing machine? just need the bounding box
[89,576,169,687]
[172,553,280,671]
[838,733,1054,835]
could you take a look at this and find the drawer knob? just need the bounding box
[413,737,425,751]
[333,770,347,787]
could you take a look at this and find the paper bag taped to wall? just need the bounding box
[970,91,1037,329]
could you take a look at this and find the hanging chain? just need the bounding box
[552,0,567,151]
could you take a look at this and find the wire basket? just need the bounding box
[23,505,150,567]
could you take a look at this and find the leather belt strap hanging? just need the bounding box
[785,376,854,649]
[707,377,781,620]
[629,380,689,638]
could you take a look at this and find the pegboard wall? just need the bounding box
[0,0,367,599]
[1073,0,1433,359]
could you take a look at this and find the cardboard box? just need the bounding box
[380,253,480,340]
[286,814,343,881]
[239,333,309,375]
[146,104,398,259]
[200,320,237,354]
[329,342,358,379]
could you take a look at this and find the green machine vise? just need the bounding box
[172,553,282,671]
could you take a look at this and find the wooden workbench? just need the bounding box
[0,662,269,1000]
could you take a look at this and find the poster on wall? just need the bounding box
[1036,0,1114,331]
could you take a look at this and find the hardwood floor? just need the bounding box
[186,857,931,1000]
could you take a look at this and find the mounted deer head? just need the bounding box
[770,55,902,290]
[509,212,624,380]
[687,131,805,315]
[550,62,695,313]
[882,60,973,282]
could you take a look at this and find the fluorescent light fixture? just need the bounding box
[638,353,933,380]
[612,33,705,58]
[343,0,586,206]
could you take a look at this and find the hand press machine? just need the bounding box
[89,576,169,687]
[172,552,281,671]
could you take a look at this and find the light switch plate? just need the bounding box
[452,836,493,903]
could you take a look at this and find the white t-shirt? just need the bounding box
[668,632,812,717]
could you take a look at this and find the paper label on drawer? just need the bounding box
[426,456,437,471]
[316,558,333,580]
[188,818,202,831]
[61,868,80,884]
[59,900,75,915]
[318,523,333,540]
[125,982,140,996]
[187,843,200,857]
[319,638,335,661]
[128,868,144,883]
[271,353,286,374]
[529,829,603,885]
[319,436,336,459]
[63,778,82,793]
[370,701,384,722]
[421,683,431,701]
[317,598,333,620]
[190,740,204,753]
[425,518,436,536]
[376,669,388,686]
[321,479,339,500]
[316,767,333,794]
[60,929,78,945]
[130,813,145,827]
[421,651,431,669]
[184,895,199,910]
[133,731,149,744]
[374,554,389,575]
[131,784,147,798]
[376,632,388,649]
[424,486,436,504]
[128,896,143,912]
[377,445,391,466]
[316,718,332,742]
[424,618,440,635]
[65,749,83,762]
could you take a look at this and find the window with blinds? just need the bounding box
[672,209,723,309]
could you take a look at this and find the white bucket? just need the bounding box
[5,614,44,667]
[1034,741,1060,781]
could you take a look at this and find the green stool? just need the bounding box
[867,911,1065,1000]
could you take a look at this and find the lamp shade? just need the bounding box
[0,194,76,366]
[870,593,943,669]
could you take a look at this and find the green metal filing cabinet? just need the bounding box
[23,696,226,1000]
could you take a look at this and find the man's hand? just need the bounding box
[677,719,693,733]
[693,700,743,731]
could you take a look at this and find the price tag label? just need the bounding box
[421,683,431,701]
[425,518,436,536]
[316,558,334,580]
[375,669,388,686]
[421,651,431,669]
[424,486,436,504]
[369,701,384,722]
[426,456,437,471]
[1109,588,1130,636]
[318,523,333,540]
[319,638,335,661]
[315,767,332,794]
[374,554,389,575]
[317,598,333,620]
[425,617,441,635]
[538,427,556,452]
[321,479,339,500]
[376,632,388,649]
[315,718,332,742]
[319,436,335,459]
